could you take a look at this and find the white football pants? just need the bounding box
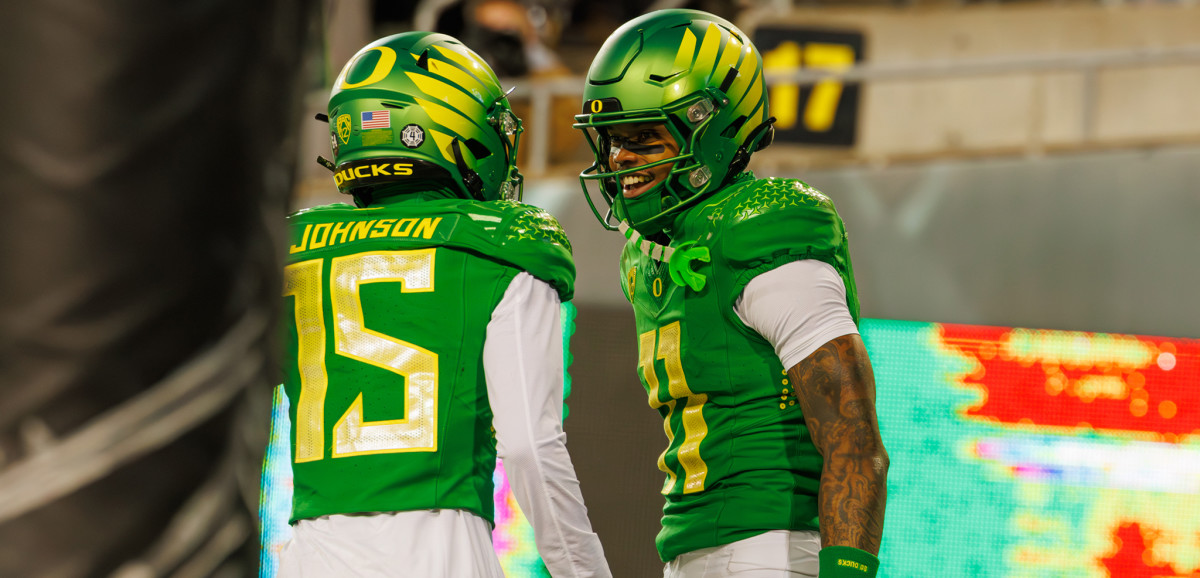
[278,509,504,578]
[663,530,821,578]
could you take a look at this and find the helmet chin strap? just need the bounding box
[619,221,673,262]
[452,138,484,200]
[727,117,777,179]
[618,221,710,291]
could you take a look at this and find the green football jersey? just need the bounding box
[281,195,573,524]
[619,175,861,562]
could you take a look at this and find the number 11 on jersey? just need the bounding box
[640,321,709,495]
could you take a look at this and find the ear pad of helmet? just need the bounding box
[728,117,776,178]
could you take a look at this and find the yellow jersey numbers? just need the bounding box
[285,249,439,463]
[640,321,709,495]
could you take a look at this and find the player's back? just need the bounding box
[280,196,574,524]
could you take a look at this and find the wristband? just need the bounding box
[818,546,879,578]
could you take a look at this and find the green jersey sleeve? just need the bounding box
[719,178,860,324]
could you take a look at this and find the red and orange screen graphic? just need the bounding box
[876,320,1199,577]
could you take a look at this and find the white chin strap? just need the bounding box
[618,221,674,263]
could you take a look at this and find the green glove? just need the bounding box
[819,546,879,577]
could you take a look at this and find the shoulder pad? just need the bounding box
[473,201,576,301]
[491,201,573,253]
[720,178,849,269]
[286,202,356,220]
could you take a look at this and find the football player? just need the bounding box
[277,32,610,577]
[573,10,888,578]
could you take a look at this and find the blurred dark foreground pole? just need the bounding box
[0,0,316,575]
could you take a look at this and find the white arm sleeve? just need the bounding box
[734,260,859,370]
[483,272,611,578]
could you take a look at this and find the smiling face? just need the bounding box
[606,122,680,198]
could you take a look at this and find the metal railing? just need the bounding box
[504,44,1200,175]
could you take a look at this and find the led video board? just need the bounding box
[870,320,1199,577]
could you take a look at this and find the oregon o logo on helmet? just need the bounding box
[590,99,604,113]
[339,46,398,89]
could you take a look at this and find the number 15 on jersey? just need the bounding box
[284,249,440,463]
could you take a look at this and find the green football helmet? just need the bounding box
[573,9,774,236]
[325,32,523,204]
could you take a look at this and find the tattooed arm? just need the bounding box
[735,260,889,554]
[788,333,888,554]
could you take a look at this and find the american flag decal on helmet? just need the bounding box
[361,110,390,129]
